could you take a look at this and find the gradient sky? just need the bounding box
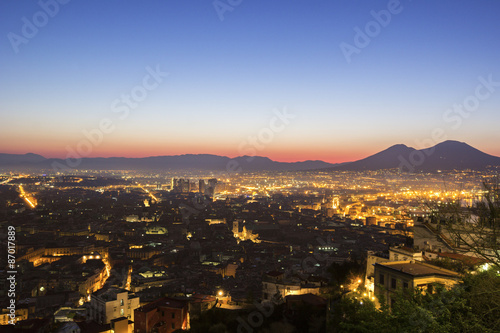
[1,0,500,163]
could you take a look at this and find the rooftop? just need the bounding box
[376,261,461,278]
[136,297,188,313]
[265,271,284,277]
[93,287,134,302]
[437,252,488,266]
[390,246,421,254]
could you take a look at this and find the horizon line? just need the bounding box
[2,139,497,165]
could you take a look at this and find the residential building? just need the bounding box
[87,288,140,325]
[374,260,461,308]
[262,272,324,301]
[134,297,189,333]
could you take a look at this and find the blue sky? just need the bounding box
[1,0,499,162]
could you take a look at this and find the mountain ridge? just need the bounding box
[1,141,499,172]
[0,153,338,172]
[330,140,500,172]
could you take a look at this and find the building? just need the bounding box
[262,272,324,302]
[171,179,191,193]
[389,246,423,262]
[207,178,217,190]
[185,294,217,320]
[87,288,140,325]
[0,308,28,325]
[206,178,217,197]
[424,251,488,271]
[374,261,461,308]
[366,216,377,226]
[199,179,206,194]
[130,268,172,292]
[232,220,260,243]
[364,251,390,298]
[134,297,189,333]
[110,317,133,333]
[365,247,424,299]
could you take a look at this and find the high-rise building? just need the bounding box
[180,179,190,193]
[171,179,191,193]
[208,178,217,189]
[232,220,239,236]
[206,178,217,197]
[199,179,206,194]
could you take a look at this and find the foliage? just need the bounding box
[329,296,390,332]
[259,322,295,333]
[427,257,467,273]
[328,271,500,332]
[327,258,365,287]
[430,181,500,270]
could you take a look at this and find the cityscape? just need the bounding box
[1,147,499,332]
[2,1,500,333]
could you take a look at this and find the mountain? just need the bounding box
[0,153,336,172]
[2,141,498,172]
[0,153,46,165]
[331,140,500,172]
[331,144,416,172]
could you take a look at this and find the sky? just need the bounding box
[1,0,500,163]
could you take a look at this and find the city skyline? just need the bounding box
[2,2,500,329]
[2,1,500,163]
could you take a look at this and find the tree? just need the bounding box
[208,323,228,333]
[462,270,500,330]
[260,322,295,333]
[327,259,365,288]
[429,181,500,269]
[328,297,390,332]
[328,270,500,332]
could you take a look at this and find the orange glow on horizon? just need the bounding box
[4,147,367,165]
[5,140,498,165]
